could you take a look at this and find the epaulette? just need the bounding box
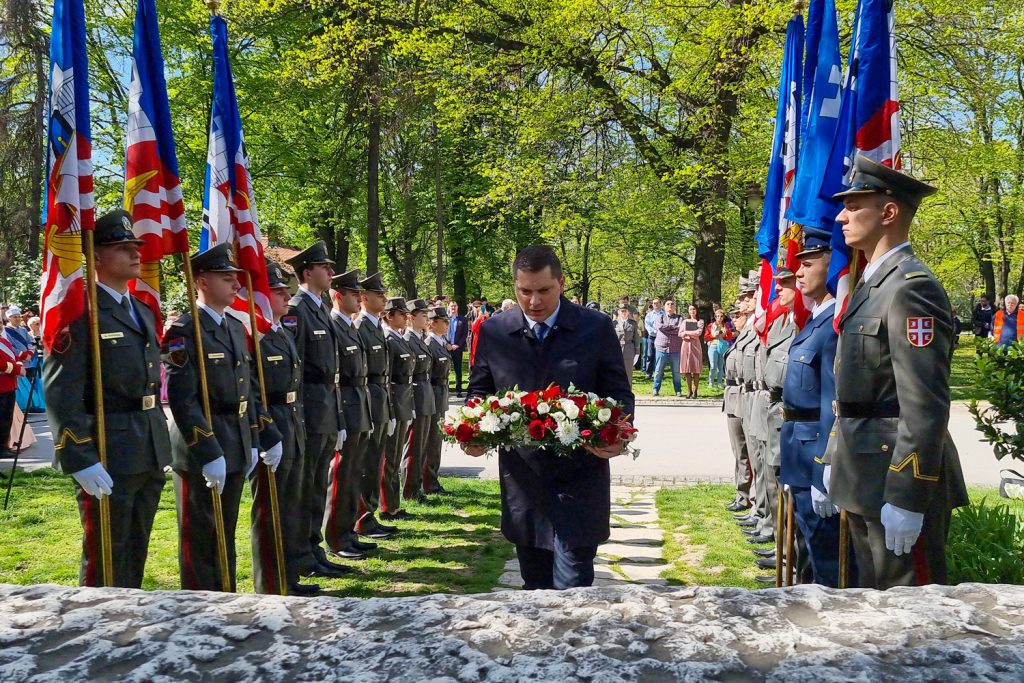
[904,271,928,280]
[288,294,304,308]
[171,319,187,328]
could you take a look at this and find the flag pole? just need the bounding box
[82,231,114,586]
[182,255,232,592]
[236,251,288,596]
[837,249,862,589]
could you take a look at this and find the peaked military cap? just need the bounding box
[285,240,335,273]
[831,154,938,209]
[775,265,796,279]
[384,297,409,313]
[266,259,292,289]
[796,228,833,258]
[95,209,144,247]
[427,306,449,321]
[191,242,243,274]
[359,272,386,292]
[741,271,759,294]
[408,298,429,312]
[331,269,363,291]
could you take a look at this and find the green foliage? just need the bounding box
[970,339,1024,463]
[946,497,1024,585]
[0,259,41,311]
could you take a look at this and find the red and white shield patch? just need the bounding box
[906,317,934,347]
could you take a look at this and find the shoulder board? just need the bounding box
[904,271,928,280]
[171,319,187,328]
[288,294,304,308]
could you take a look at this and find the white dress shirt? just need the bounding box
[863,241,911,283]
[812,298,836,320]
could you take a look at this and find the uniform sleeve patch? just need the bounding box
[906,317,934,347]
[282,316,298,328]
[163,337,188,367]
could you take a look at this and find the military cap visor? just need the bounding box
[331,270,364,291]
[359,272,386,292]
[94,210,145,247]
[795,229,833,259]
[191,243,244,274]
[831,154,937,209]
[266,261,292,288]
[285,240,335,271]
[775,267,796,280]
[384,297,410,313]
[408,298,429,312]
[428,307,449,321]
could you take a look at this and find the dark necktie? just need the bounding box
[121,296,138,327]
[535,321,549,342]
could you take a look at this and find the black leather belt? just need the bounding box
[726,379,739,387]
[303,373,339,386]
[266,391,297,405]
[413,373,429,381]
[768,387,783,403]
[90,394,158,413]
[784,407,820,422]
[742,381,755,392]
[836,400,900,418]
[212,400,248,416]
[755,380,769,391]
[391,376,413,385]
[339,377,367,387]
[367,373,388,384]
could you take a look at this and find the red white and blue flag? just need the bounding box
[200,14,271,332]
[823,0,901,331]
[754,13,807,338]
[40,0,93,352]
[125,0,189,334]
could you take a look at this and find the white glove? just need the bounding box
[388,418,397,436]
[71,463,113,499]
[202,456,227,495]
[822,464,832,495]
[881,503,924,557]
[261,442,283,472]
[412,410,417,420]
[335,429,347,450]
[811,486,839,518]
[782,483,791,493]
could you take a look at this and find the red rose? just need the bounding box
[542,385,562,401]
[490,399,500,409]
[528,420,546,440]
[596,399,606,407]
[455,423,476,443]
[610,406,623,422]
[544,417,556,430]
[581,429,593,438]
[571,395,587,410]
[599,423,619,445]
[521,392,539,409]
[444,425,455,436]
[530,411,538,419]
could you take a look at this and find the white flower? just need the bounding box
[509,412,522,423]
[498,397,512,408]
[562,402,580,420]
[597,407,612,423]
[478,413,501,434]
[551,411,565,421]
[461,406,477,418]
[556,419,580,446]
[587,392,599,401]
[537,402,550,415]
[1006,482,1024,500]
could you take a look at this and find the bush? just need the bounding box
[970,338,1024,464]
[946,498,1024,585]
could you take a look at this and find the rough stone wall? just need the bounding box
[2,582,1023,682]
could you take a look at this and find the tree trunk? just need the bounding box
[29,35,45,260]
[433,121,444,296]
[366,52,381,275]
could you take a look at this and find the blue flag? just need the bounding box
[823,0,901,330]
[784,0,842,232]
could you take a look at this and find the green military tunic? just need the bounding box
[423,333,451,492]
[380,325,416,514]
[354,312,392,533]
[723,323,753,507]
[739,322,770,529]
[44,288,170,588]
[825,246,969,588]
[402,329,435,500]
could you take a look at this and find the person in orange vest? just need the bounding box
[992,294,1022,348]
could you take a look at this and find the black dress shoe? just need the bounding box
[726,501,749,512]
[733,512,756,520]
[317,556,351,572]
[305,563,352,578]
[352,539,378,551]
[414,491,428,504]
[755,575,777,584]
[328,547,367,561]
[756,558,777,570]
[288,582,321,596]
[743,528,762,536]
[752,548,776,558]
[748,534,775,544]
[381,510,415,521]
[360,527,396,540]
[737,519,758,528]
[427,484,448,495]
[375,521,399,533]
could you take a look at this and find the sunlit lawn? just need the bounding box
[0,469,512,597]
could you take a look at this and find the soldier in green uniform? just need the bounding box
[323,271,376,560]
[402,299,436,503]
[380,297,416,521]
[723,277,754,513]
[423,307,452,494]
[824,155,969,589]
[44,209,171,588]
[283,241,351,579]
[163,243,281,592]
[760,269,802,580]
[353,274,398,539]
[251,260,315,595]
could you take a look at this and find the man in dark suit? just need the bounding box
[445,300,468,397]
[45,209,171,588]
[163,243,281,592]
[465,245,634,589]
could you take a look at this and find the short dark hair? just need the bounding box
[513,244,562,279]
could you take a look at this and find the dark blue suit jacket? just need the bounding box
[448,315,468,352]
[780,304,837,490]
[467,298,634,549]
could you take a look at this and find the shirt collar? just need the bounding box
[863,241,911,283]
[271,322,282,333]
[524,302,560,331]
[382,323,403,339]
[197,301,224,326]
[812,298,836,319]
[361,311,380,327]
[96,281,129,304]
[299,285,323,308]
[429,332,446,346]
[332,310,354,326]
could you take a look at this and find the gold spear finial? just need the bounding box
[207,0,222,14]
[793,0,804,15]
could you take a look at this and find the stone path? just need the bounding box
[496,485,669,589]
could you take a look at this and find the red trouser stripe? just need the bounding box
[325,450,342,546]
[255,464,279,594]
[81,490,98,587]
[178,473,199,590]
[402,424,416,499]
[911,534,931,586]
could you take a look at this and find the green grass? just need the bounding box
[654,483,1005,589]
[0,469,512,597]
[950,338,985,402]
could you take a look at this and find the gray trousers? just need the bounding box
[356,417,390,531]
[380,419,413,514]
[402,413,432,499]
[847,509,951,589]
[726,415,751,506]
